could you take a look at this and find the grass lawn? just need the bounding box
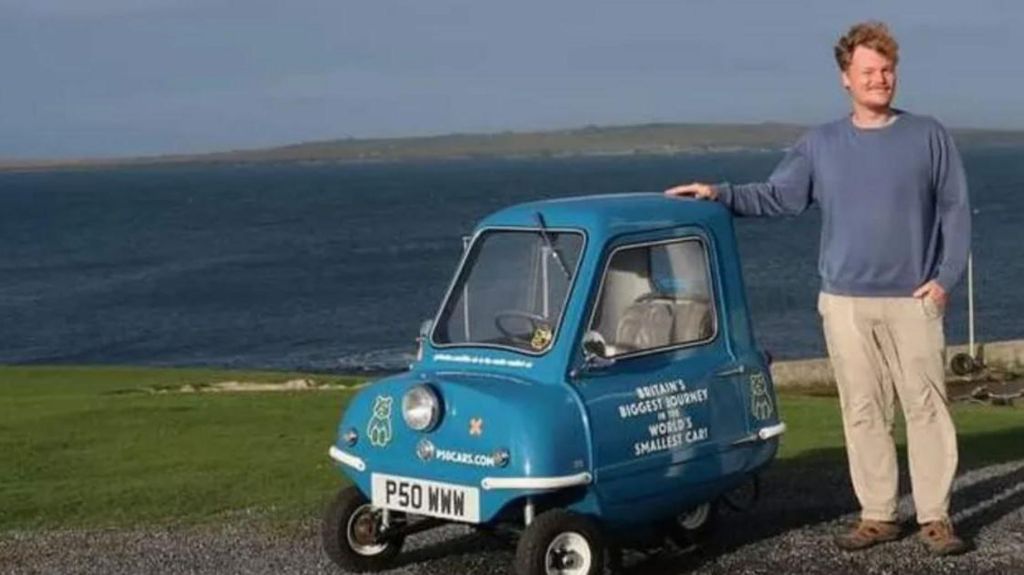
[775,389,1024,469]
[0,366,359,531]
[2,366,1022,531]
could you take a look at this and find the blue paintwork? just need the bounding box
[330,192,782,529]
[336,369,593,522]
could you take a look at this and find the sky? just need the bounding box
[2,0,1022,159]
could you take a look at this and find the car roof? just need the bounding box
[477,192,730,239]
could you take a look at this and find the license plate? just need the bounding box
[371,473,481,523]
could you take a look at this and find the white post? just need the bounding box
[968,252,975,358]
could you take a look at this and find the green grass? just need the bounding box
[0,366,360,531]
[776,389,1024,469]
[1,366,1022,531]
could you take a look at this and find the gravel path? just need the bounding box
[3,459,1022,575]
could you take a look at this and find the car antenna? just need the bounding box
[534,211,571,279]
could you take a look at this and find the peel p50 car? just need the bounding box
[323,193,786,575]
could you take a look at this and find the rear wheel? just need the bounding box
[515,509,606,575]
[664,500,718,548]
[321,485,405,572]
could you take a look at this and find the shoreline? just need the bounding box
[771,338,1024,388]
[5,122,1024,174]
[6,339,1021,390]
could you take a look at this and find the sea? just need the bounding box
[1,149,1021,373]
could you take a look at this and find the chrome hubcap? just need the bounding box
[545,532,592,575]
[678,502,711,530]
[346,504,388,556]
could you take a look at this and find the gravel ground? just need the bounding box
[3,459,1022,575]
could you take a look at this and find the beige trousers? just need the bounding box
[818,292,958,524]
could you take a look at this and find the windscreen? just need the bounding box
[433,229,584,353]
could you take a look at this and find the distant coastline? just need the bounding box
[4,122,1024,173]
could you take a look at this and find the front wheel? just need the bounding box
[321,485,405,572]
[515,509,606,575]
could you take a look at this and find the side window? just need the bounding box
[589,239,715,357]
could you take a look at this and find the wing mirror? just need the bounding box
[575,330,615,376]
[582,330,607,358]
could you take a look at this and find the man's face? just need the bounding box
[841,45,897,111]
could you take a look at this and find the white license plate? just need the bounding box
[371,473,481,523]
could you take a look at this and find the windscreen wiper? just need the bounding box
[534,212,571,279]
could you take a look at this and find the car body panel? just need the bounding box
[334,370,593,522]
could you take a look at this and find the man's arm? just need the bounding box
[930,127,971,294]
[665,138,815,217]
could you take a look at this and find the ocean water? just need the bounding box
[1,150,1021,372]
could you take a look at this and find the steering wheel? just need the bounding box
[494,310,549,343]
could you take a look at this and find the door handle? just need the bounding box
[715,365,746,377]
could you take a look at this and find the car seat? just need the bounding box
[614,294,712,354]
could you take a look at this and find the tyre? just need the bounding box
[321,485,404,572]
[950,352,977,376]
[515,509,606,575]
[664,500,718,548]
[720,474,760,512]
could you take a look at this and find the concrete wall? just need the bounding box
[771,338,1024,389]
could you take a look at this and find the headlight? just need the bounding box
[402,385,441,431]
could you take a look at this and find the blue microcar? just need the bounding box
[323,193,786,575]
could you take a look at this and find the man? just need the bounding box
[665,21,970,555]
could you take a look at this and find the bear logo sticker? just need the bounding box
[750,373,774,421]
[367,395,394,447]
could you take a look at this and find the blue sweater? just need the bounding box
[715,112,971,296]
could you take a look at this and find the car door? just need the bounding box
[571,231,751,519]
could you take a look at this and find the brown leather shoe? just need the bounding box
[834,519,901,551]
[918,518,968,556]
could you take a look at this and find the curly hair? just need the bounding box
[834,21,899,71]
